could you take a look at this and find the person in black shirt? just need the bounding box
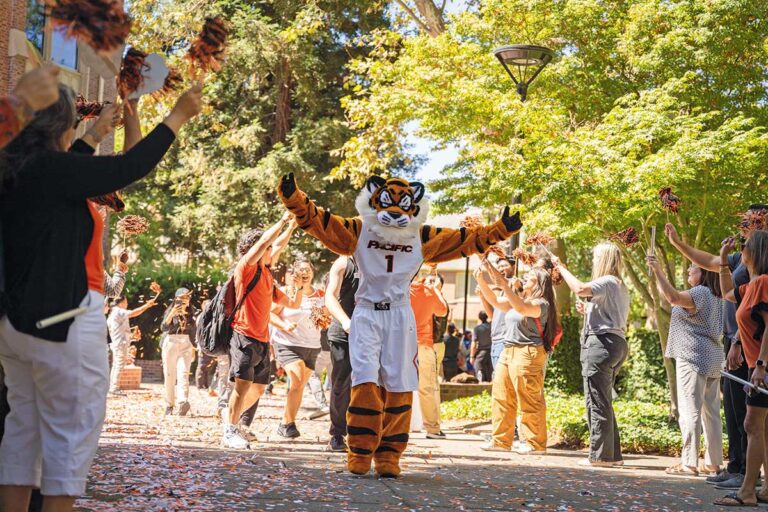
[442,323,461,381]
[472,311,493,382]
[325,255,359,452]
[160,288,199,416]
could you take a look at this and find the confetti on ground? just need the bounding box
[76,383,731,511]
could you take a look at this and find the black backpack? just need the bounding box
[197,265,262,356]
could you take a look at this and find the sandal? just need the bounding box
[665,463,698,476]
[713,493,757,507]
[757,494,768,504]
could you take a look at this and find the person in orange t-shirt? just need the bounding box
[222,213,302,450]
[410,274,449,439]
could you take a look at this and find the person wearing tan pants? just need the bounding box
[479,264,558,454]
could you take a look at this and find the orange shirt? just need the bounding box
[84,201,105,294]
[410,282,448,346]
[737,275,768,368]
[231,258,286,342]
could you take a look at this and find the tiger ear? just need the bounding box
[410,182,425,203]
[365,175,386,195]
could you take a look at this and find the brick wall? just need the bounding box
[440,382,492,403]
[0,0,29,94]
[135,359,164,383]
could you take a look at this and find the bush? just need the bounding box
[546,315,582,394]
[117,261,227,360]
[618,327,668,403]
[441,390,685,456]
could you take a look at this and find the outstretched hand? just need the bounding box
[501,206,523,233]
[279,173,298,199]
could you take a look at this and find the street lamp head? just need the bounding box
[493,44,554,101]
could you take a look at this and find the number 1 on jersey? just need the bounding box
[385,254,394,273]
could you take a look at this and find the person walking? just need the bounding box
[442,324,461,381]
[107,295,157,395]
[271,259,325,439]
[648,256,724,476]
[480,264,556,455]
[324,255,359,451]
[554,243,629,467]
[410,274,450,440]
[160,288,198,416]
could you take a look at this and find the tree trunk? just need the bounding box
[413,0,445,36]
[552,238,571,315]
[655,305,678,420]
[273,58,292,145]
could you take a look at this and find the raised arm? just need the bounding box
[270,218,297,263]
[0,66,60,149]
[123,99,142,152]
[242,213,291,267]
[128,298,156,319]
[647,255,695,310]
[421,208,522,264]
[278,173,360,256]
[665,223,720,272]
[326,256,351,332]
[719,237,737,303]
[553,259,593,298]
[483,261,541,318]
[474,267,510,312]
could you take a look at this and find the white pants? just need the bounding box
[161,335,194,407]
[0,291,108,496]
[676,359,723,468]
[109,341,130,393]
[308,350,331,407]
[349,303,418,392]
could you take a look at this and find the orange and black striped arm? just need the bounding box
[421,207,522,264]
[278,173,361,256]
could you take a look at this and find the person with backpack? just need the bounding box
[554,243,630,467]
[221,214,302,450]
[160,288,198,416]
[479,263,558,455]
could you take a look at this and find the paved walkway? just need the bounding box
[76,383,738,511]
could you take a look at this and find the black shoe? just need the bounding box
[277,422,300,439]
[178,401,191,416]
[165,406,173,416]
[329,435,347,452]
[426,431,447,440]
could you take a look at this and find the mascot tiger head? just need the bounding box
[356,176,429,241]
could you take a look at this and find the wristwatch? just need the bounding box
[757,360,765,368]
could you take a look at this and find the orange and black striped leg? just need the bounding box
[346,382,384,475]
[374,390,412,478]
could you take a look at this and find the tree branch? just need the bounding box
[394,0,432,34]
[439,0,447,14]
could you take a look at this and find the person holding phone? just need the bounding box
[160,288,198,416]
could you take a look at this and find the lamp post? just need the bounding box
[493,44,553,102]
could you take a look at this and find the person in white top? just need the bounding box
[270,260,325,439]
[107,296,157,395]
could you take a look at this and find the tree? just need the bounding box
[333,0,768,414]
[119,0,394,272]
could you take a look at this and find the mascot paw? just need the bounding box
[348,459,372,476]
[279,172,298,199]
[374,461,401,478]
[501,206,522,232]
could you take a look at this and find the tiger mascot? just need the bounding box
[278,172,522,477]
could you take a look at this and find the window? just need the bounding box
[25,0,78,70]
[455,272,478,300]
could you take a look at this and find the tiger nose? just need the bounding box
[389,212,402,219]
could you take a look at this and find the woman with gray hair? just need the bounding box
[0,82,201,511]
[554,243,630,467]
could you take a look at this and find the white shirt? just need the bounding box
[271,290,325,348]
[107,307,131,345]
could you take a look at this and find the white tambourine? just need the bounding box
[127,53,170,100]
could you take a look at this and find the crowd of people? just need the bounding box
[3,60,768,510]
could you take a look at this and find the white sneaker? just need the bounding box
[480,442,510,452]
[514,443,546,455]
[222,425,250,450]
[309,406,330,420]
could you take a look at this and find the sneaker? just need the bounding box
[715,474,746,490]
[515,443,546,455]
[178,401,191,417]
[329,435,347,452]
[221,425,250,449]
[164,406,173,416]
[309,406,330,420]
[480,442,510,452]
[277,422,301,439]
[219,407,229,423]
[264,383,274,396]
[708,470,738,485]
[426,431,447,440]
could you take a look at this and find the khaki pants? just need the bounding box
[491,345,547,451]
[677,359,723,468]
[417,343,442,434]
[161,335,194,407]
